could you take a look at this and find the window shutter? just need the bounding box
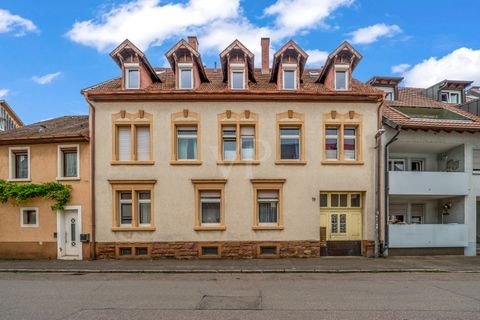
[473,149,480,171]
[118,127,131,160]
[136,127,150,161]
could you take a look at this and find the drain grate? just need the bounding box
[198,295,261,310]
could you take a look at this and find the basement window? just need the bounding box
[258,245,279,257]
[199,245,221,258]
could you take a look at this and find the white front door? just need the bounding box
[57,206,82,260]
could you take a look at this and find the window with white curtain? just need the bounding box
[119,192,133,226]
[137,191,151,225]
[58,145,79,179]
[240,126,255,160]
[176,126,198,160]
[200,191,221,225]
[222,126,237,160]
[280,127,300,160]
[257,190,278,224]
[136,127,150,161]
[231,70,245,89]
[325,127,338,160]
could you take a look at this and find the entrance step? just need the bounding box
[325,241,361,256]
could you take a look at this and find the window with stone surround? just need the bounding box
[251,179,285,230]
[192,179,227,231]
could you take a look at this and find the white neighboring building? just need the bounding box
[369,77,480,256]
[0,100,22,131]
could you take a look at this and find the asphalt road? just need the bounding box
[0,272,479,320]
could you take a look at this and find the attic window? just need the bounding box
[441,91,460,104]
[230,64,245,90]
[335,65,349,90]
[124,63,140,89]
[282,64,297,90]
[377,87,395,101]
[178,63,193,89]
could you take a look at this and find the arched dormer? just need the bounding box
[110,39,160,90]
[165,37,209,90]
[219,40,256,90]
[270,40,308,90]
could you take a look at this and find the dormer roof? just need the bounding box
[165,39,209,83]
[427,79,473,91]
[110,39,160,82]
[219,39,255,83]
[316,41,362,83]
[367,76,404,86]
[270,40,309,83]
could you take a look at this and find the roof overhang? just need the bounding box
[165,39,209,82]
[367,76,404,86]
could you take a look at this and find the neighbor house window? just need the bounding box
[335,65,349,90]
[58,145,79,179]
[276,111,305,163]
[251,179,285,230]
[125,64,140,89]
[9,147,30,180]
[388,159,405,171]
[231,65,245,90]
[218,111,258,163]
[179,64,193,89]
[411,159,425,172]
[112,111,153,163]
[111,181,155,230]
[473,149,480,174]
[192,179,226,231]
[20,208,38,227]
[441,91,461,104]
[282,64,297,90]
[176,126,198,160]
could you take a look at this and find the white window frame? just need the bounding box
[178,63,194,90]
[8,146,31,181]
[279,126,301,160]
[230,63,245,90]
[388,159,406,171]
[240,125,255,160]
[325,127,339,160]
[137,191,151,227]
[410,158,425,172]
[124,63,140,90]
[282,64,297,90]
[200,191,222,226]
[257,191,279,226]
[119,191,133,227]
[440,90,461,104]
[20,207,39,228]
[222,126,237,160]
[334,65,349,90]
[343,127,357,161]
[377,86,395,101]
[176,126,198,160]
[57,144,80,180]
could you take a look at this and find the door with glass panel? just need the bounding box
[320,193,362,241]
[63,209,80,258]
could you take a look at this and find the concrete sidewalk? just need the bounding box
[0,256,479,273]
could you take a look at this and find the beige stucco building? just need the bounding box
[0,116,91,259]
[84,38,383,258]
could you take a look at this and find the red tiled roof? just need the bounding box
[384,88,480,131]
[0,115,89,143]
[83,68,380,95]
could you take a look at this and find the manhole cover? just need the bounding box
[198,295,261,310]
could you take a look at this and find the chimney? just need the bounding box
[188,36,199,51]
[261,37,270,74]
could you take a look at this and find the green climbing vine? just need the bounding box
[0,180,72,211]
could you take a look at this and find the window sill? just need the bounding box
[275,160,306,165]
[321,160,364,165]
[252,225,284,231]
[194,226,226,231]
[111,160,155,165]
[7,178,31,182]
[56,177,81,181]
[217,160,260,165]
[170,160,202,165]
[112,227,156,232]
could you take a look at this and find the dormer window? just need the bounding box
[440,91,460,104]
[125,63,140,89]
[179,63,193,89]
[282,64,297,90]
[230,64,245,90]
[335,65,349,90]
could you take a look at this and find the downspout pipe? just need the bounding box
[374,100,385,258]
[383,124,401,256]
[86,96,96,260]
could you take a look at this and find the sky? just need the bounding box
[2,0,480,124]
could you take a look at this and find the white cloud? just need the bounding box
[0,89,9,98]
[348,23,401,45]
[32,72,62,85]
[264,0,354,36]
[0,9,37,36]
[400,48,480,87]
[305,49,328,67]
[391,63,410,74]
[66,0,354,55]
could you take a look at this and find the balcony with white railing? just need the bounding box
[389,171,469,196]
[389,224,468,248]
